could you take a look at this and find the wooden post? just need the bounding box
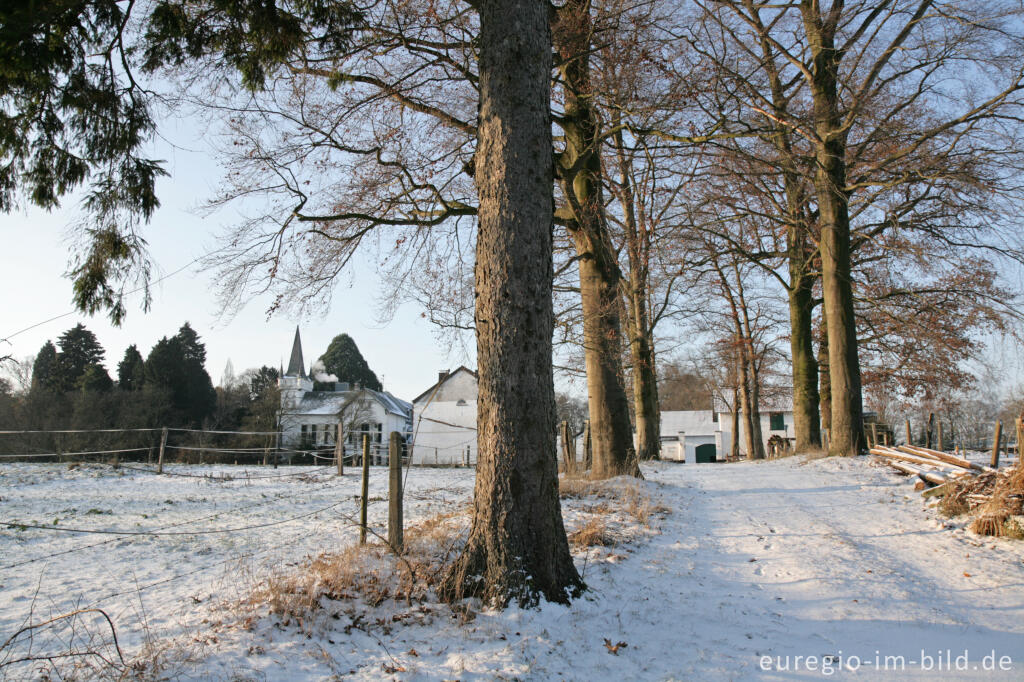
[937,420,944,452]
[198,432,204,465]
[869,423,878,450]
[882,429,890,447]
[465,444,470,467]
[148,446,153,465]
[560,420,574,475]
[991,420,1002,468]
[157,427,168,474]
[335,422,344,476]
[388,431,403,552]
[566,422,577,474]
[583,419,592,470]
[904,419,912,446]
[360,433,370,545]
[1016,415,1023,463]
[925,413,935,449]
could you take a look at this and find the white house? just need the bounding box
[410,367,477,466]
[714,393,795,459]
[659,393,795,462]
[660,410,720,463]
[278,328,412,463]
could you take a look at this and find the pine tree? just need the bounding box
[31,341,58,392]
[117,345,146,390]
[78,364,113,392]
[54,324,106,392]
[144,325,216,426]
[318,334,382,391]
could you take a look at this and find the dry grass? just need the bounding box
[237,508,469,635]
[937,464,1024,538]
[568,517,615,549]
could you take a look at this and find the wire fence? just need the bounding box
[0,455,475,678]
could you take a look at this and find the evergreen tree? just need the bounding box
[54,324,106,392]
[78,364,113,392]
[248,366,279,401]
[31,341,58,392]
[144,325,216,426]
[318,334,382,391]
[117,344,146,390]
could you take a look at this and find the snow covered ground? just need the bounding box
[2,455,1023,680]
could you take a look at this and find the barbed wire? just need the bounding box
[1,475,349,571]
[0,447,151,460]
[2,498,350,537]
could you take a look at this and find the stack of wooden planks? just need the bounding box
[869,444,994,497]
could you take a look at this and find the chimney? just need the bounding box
[438,370,450,383]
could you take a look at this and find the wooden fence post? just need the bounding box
[388,432,403,552]
[1015,415,1023,463]
[157,427,168,474]
[991,421,1002,468]
[583,419,592,470]
[560,420,574,475]
[905,419,912,446]
[335,422,344,476]
[937,421,944,452]
[869,423,878,450]
[360,433,370,545]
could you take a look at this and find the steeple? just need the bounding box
[285,326,307,378]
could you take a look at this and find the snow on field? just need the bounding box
[2,455,1024,680]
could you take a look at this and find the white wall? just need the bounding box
[717,410,794,457]
[411,399,477,465]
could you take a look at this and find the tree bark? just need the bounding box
[555,0,639,479]
[612,129,660,462]
[801,4,864,456]
[789,265,821,451]
[818,313,831,436]
[440,0,582,607]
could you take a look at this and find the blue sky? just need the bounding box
[0,119,469,401]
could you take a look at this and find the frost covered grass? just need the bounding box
[4,456,1024,680]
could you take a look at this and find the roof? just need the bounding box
[412,366,478,404]
[661,410,718,438]
[288,387,412,419]
[285,327,306,378]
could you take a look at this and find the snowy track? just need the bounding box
[2,456,1023,679]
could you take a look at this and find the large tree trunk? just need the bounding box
[818,315,831,437]
[789,264,821,451]
[612,129,660,462]
[729,386,740,459]
[752,4,822,453]
[802,6,864,456]
[555,0,638,479]
[441,0,582,607]
[626,288,661,461]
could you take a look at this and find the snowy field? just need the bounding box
[2,456,1023,680]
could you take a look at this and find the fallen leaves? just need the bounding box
[604,638,628,655]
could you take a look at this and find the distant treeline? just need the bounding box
[0,322,280,459]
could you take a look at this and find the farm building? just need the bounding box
[278,328,412,462]
[410,367,477,465]
[660,394,795,462]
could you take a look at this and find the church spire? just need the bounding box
[285,326,306,378]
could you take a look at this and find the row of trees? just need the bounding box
[4,0,1024,607]
[0,323,281,446]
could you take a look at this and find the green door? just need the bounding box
[694,443,716,463]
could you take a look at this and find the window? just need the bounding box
[770,412,785,431]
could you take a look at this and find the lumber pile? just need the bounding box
[871,444,1024,538]
[869,444,989,490]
